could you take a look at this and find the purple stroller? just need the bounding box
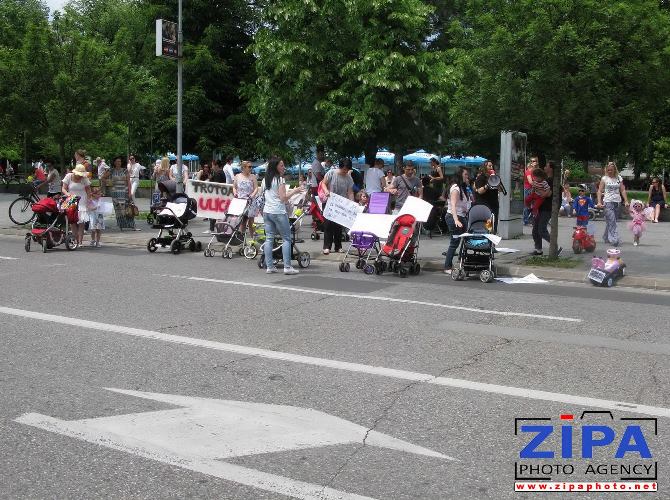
[339,192,390,274]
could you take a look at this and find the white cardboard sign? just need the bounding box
[397,196,433,223]
[323,193,363,229]
[186,180,235,219]
[349,213,396,239]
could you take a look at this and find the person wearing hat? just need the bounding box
[62,163,92,247]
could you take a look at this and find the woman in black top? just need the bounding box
[428,157,444,194]
[473,162,500,233]
[648,177,667,223]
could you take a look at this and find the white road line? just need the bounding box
[162,274,582,323]
[0,256,18,260]
[1,305,666,418]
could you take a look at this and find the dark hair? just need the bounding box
[374,158,384,166]
[225,156,233,163]
[339,157,352,170]
[430,157,439,165]
[532,167,547,180]
[453,167,469,201]
[265,156,282,189]
[421,176,431,188]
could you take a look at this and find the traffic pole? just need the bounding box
[176,0,183,193]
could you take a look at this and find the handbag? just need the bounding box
[125,201,139,218]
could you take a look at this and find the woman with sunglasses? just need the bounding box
[233,161,259,237]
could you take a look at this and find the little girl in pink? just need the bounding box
[628,199,653,247]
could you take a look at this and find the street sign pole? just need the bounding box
[176,0,184,193]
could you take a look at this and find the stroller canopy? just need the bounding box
[467,204,492,231]
[158,180,177,199]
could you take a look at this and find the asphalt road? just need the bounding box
[0,235,668,499]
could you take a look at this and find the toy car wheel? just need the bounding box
[572,241,583,254]
[606,277,614,288]
[24,235,31,252]
[298,252,311,268]
[147,238,158,253]
[65,235,77,251]
[620,265,626,276]
[170,240,181,255]
[480,269,493,283]
[243,245,258,259]
[310,233,316,240]
[42,239,48,253]
[344,262,350,272]
[363,264,375,275]
[399,266,408,278]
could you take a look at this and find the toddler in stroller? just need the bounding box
[146,180,201,254]
[374,213,421,278]
[24,195,79,252]
[451,204,497,283]
[204,197,258,259]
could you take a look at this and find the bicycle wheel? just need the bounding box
[9,197,36,225]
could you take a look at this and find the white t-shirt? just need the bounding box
[128,162,144,179]
[365,167,385,194]
[223,164,235,184]
[170,164,189,181]
[602,175,623,203]
[447,183,471,217]
[263,177,286,215]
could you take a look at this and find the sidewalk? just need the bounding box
[1,194,668,290]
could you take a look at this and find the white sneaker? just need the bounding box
[96,241,102,248]
[89,240,96,247]
[266,267,278,274]
[284,266,299,275]
[633,241,638,246]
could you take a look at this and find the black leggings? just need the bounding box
[323,219,343,251]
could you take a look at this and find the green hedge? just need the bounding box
[91,179,154,188]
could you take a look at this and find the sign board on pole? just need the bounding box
[186,180,234,219]
[322,193,364,229]
[155,19,178,59]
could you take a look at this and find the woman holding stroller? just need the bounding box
[262,157,305,275]
[103,155,138,231]
[443,167,472,275]
[319,158,355,254]
[233,161,259,238]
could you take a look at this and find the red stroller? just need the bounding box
[309,196,326,240]
[374,214,421,278]
[24,195,79,253]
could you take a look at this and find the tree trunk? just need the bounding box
[394,146,405,175]
[58,142,66,171]
[549,157,562,258]
[363,138,377,167]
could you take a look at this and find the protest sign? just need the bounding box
[323,193,363,229]
[349,213,395,239]
[398,196,433,223]
[186,180,235,219]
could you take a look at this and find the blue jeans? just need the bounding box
[264,212,292,268]
[523,188,532,224]
[444,214,466,269]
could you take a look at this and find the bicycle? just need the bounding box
[9,184,41,225]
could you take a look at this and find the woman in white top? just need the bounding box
[127,155,144,198]
[443,167,472,274]
[62,163,92,247]
[262,157,305,274]
[596,161,629,246]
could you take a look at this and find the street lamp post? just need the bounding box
[176,0,184,193]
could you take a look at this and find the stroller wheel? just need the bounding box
[381,261,388,272]
[339,262,345,272]
[147,238,158,253]
[355,259,363,269]
[374,262,383,275]
[452,268,465,281]
[24,234,31,252]
[480,269,494,283]
[399,266,408,278]
[243,245,258,259]
[170,240,181,255]
[298,252,311,268]
[203,248,211,257]
[344,262,350,272]
[258,256,266,269]
[413,263,421,275]
[363,264,375,275]
[195,241,202,252]
[310,233,316,240]
[146,213,155,225]
[65,234,77,251]
[42,239,48,253]
[238,247,245,256]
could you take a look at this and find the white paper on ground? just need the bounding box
[453,232,503,246]
[398,196,433,223]
[349,213,396,239]
[495,273,548,284]
[495,247,520,254]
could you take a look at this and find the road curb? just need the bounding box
[3,227,669,291]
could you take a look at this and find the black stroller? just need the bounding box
[257,210,311,270]
[451,204,497,283]
[147,180,202,254]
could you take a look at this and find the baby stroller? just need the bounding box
[339,192,390,274]
[146,180,201,254]
[146,191,164,226]
[24,195,79,253]
[309,196,326,240]
[257,210,311,270]
[374,214,421,278]
[451,204,496,283]
[204,197,258,259]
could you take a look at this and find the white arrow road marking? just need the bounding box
[0,256,19,260]
[161,274,581,323]
[1,305,668,418]
[15,388,452,499]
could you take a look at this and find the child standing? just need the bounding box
[87,187,105,247]
[572,184,594,227]
[524,168,550,219]
[628,199,653,247]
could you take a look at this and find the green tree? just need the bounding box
[451,0,670,256]
[246,0,453,165]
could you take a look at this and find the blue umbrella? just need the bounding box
[403,149,439,165]
[441,155,487,174]
[355,148,395,165]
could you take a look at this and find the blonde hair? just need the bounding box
[160,156,170,172]
[605,161,619,178]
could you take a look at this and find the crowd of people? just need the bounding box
[18,150,669,267]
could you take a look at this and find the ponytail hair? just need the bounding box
[265,156,282,190]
